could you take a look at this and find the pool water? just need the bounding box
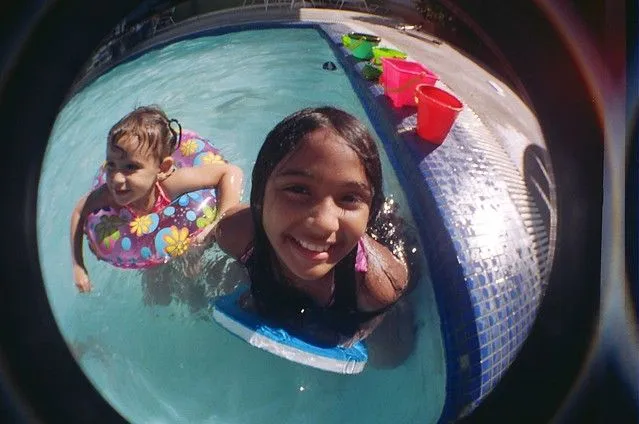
[38,27,445,424]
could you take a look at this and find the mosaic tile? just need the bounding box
[316,21,552,423]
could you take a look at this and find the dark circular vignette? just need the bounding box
[627,0,639,344]
[0,1,137,422]
[0,0,628,423]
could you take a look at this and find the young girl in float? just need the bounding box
[215,106,411,347]
[70,106,243,293]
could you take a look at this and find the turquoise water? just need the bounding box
[38,27,445,423]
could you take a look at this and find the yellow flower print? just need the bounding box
[196,205,217,229]
[163,226,190,257]
[201,152,224,165]
[179,138,198,156]
[129,214,153,237]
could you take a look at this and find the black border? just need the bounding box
[0,1,136,422]
[0,1,622,423]
[626,0,639,332]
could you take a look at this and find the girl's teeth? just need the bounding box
[297,239,328,252]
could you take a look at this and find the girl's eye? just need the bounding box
[284,185,310,196]
[126,164,140,171]
[340,193,364,207]
[105,161,115,169]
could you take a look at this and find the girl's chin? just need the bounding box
[111,191,132,205]
[284,263,335,283]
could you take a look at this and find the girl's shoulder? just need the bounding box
[355,235,409,312]
[82,183,113,213]
[215,204,254,260]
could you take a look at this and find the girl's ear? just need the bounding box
[157,156,175,181]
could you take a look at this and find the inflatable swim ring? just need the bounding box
[212,285,368,374]
[84,129,224,269]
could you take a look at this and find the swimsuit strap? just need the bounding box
[332,238,366,309]
[355,238,368,272]
[153,182,172,212]
[123,182,172,217]
[239,242,254,265]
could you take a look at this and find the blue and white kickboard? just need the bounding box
[212,286,368,374]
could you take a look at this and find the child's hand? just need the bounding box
[73,265,92,293]
[193,222,217,247]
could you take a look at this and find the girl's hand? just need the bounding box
[193,209,231,247]
[73,265,92,293]
[193,221,217,247]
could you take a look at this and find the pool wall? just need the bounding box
[69,17,556,424]
[317,22,554,422]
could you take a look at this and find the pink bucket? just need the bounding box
[415,84,463,144]
[381,58,438,108]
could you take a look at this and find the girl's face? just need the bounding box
[262,127,372,284]
[105,138,162,212]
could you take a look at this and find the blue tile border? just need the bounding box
[316,22,551,423]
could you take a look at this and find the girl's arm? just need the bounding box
[69,185,110,292]
[163,163,244,217]
[214,204,253,259]
[356,234,409,312]
[339,314,386,348]
[162,163,244,246]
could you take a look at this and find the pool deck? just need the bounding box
[71,7,555,423]
[74,7,545,174]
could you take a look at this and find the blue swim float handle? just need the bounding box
[212,285,368,374]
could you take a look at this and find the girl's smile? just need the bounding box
[288,235,333,260]
[105,139,162,213]
[262,127,372,285]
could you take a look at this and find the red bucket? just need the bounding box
[415,85,463,144]
[381,58,438,108]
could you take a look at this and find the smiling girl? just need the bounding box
[215,107,409,347]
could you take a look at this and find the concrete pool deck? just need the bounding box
[69,7,556,423]
[74,6,546,175]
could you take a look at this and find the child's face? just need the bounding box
[105,137,162,211]
[262,128,373,284]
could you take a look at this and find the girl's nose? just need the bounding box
[110,170,126,185]
[307,198,340,234]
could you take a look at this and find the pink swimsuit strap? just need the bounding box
[355,238,368,272]
[152,182,172,212]
[239,244,254,265]
[124,182,172,217]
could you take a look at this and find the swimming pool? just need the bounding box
[38,26,446,423]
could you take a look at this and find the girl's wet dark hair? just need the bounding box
[250,106,384,225]
[247,107,414,344]
[108,105,182,161]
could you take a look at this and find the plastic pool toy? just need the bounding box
[341,32,382,60]
[371,46,407,66]
[362,62,383,81]
[381,57,439,108]
[212,285,369,374]
[84,129,223,269]
[415,84,464,144]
